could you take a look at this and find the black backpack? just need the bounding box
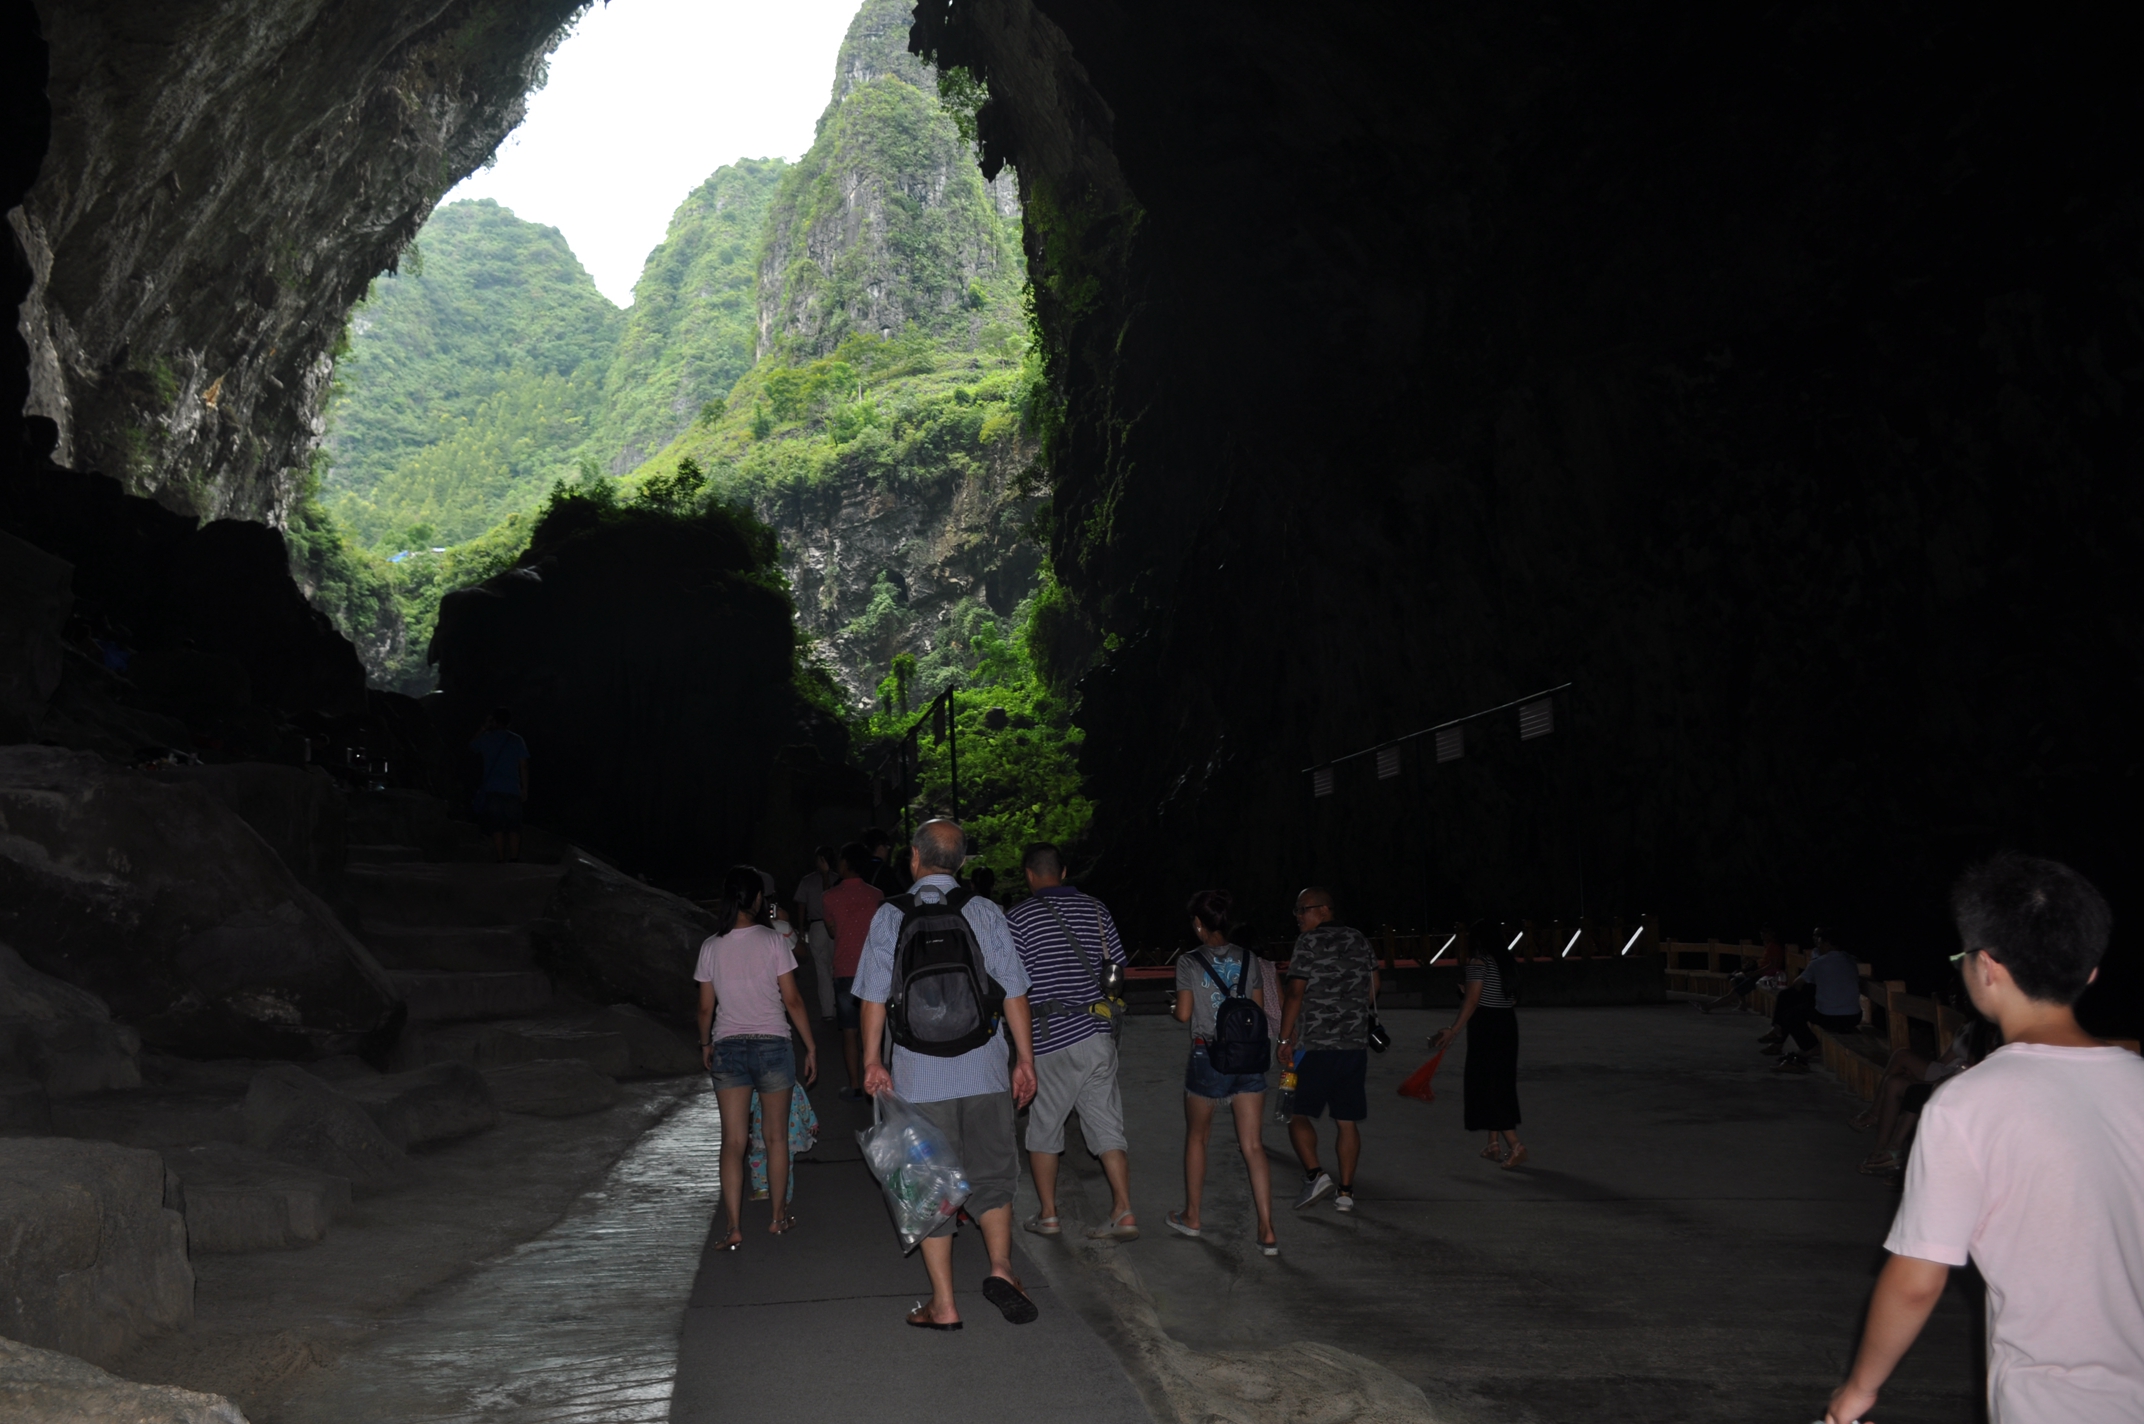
[1192,950,1271,1075]
[886,889,1005,1057]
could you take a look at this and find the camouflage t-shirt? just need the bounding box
[1286,924,1376,1050]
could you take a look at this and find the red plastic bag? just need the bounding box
[1397,1049,1446,1103]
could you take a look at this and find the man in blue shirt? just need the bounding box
[468,707,529,862]
[1764,930,1864,1074]
[858,818,1038,1330]
[1006,842,1136,1242]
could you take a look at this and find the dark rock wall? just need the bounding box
[14,0,584,521]
[921,2,2144,1009]
[426,497,868,892]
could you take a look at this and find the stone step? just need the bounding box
[345,861,562,929]
[387,970,553,1023]
[345,843,425,864]
[160,1141,351,1253]
[332,1063,498,1148]
[358,923,534,972]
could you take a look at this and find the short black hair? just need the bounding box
[1951,852,2111,1005]
[1022,842,1065,877]
[813,843,836,867]
[838,841,870,876]
[491,706,513,727]
[970,866,997,895]
[862,825,892,851]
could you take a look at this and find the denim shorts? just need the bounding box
[1184,1043,1267,1100]
[709,1035,794,1093]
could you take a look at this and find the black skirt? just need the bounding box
[1463,1006,1521,1132]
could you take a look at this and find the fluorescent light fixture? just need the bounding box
[1561,928,1583,958]
[1620,925,1646,956]
[1506,930,1524,952]
[1428,933,1456,964]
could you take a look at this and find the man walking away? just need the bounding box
[1825,853,2144,1424]
[820,841,884,1101]
[1006,842,1137,1242]
[861,826,909,898]
[794,846,839,1024]
[469,707,529,863]
[1768,931,1861,1074]
[857,819,1040,1330]
[1276,886,1378,1211]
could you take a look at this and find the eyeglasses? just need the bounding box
[1949,948,1980,966]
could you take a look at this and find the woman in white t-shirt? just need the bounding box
[696,865,819,1249]
[1167,890,1279,1256]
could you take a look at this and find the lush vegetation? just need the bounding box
[860,586,1090,880]
[297,0,1085,853]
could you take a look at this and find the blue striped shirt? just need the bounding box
[852,874,1031,1103]
[1005,886,1125,1055]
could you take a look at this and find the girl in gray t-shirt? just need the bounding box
[1168,890,1278,1255]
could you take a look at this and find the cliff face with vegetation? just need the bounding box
[13,0,584,521]
[315,0,1042,710]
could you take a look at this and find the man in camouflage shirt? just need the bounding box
[1276,886,1379,1211]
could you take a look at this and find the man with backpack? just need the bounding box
[1276,886,1380,1211]
[1006,843,1138,1243]
[857,819,1040,1331]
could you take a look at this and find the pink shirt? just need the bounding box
[693,925,797,1041]
[1887,1042,2144,1422]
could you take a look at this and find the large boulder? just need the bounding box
[0,527,69,742]
[332,1062,497,1148]
[529,852,718,1019]
[0,1139,193,1365]
[0,1334,247,1423]
[480,1060,619,1117]
[596,1003,703,1077]
[0,747,402,1059]
[241,1065,405,1193]
[159,1142,349,1255]
[0,942,140,1099]
[161,762,347,893]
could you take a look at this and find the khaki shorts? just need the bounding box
[1023,1032,1128,1157]
[910,1091,1020,1235]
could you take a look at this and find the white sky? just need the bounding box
[444,0,862,306]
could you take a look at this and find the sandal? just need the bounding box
[905,1301,962,1331]
[1858,1150,1899,1176]
[1258,1233,1280,1257]
[770,1214,797,1234]
[715,1230,743,1252]
[1086,1211,1140,1241]
[1165,1210,1201,1238]
[1499,1145,1530,1170]
[1849,1109,1879,1131]
[1023,1213,1061,1236]
[1479,1143,1506,1161]
[980,1274,1039,1325]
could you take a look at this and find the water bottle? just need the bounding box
[1274,1055,1299,1121]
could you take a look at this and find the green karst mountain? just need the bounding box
[301,0,1070,872]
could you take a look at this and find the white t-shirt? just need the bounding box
[693,925,797,1041]
[1886,1042,2144,1422]
[1805,948,1861,1017]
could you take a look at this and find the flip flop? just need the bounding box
[1023,1214,1061,1236]
[981,1275,1039,1325]
[1258,1234,1280,1257]
[1165,1210,1201,1238]
[1086,1212,1140,1241]
[906,1302,962,1331]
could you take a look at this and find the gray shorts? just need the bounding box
[1023,1032,1127,1157]
[909,1091,1019,1236]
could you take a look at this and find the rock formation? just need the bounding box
[916,1,2144,988]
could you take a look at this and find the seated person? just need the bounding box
[1760,930,1862,1073]
[1855,1019,1998,1175]
[1700,930,1786,1013]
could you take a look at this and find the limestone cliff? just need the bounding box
[13,0,584,522]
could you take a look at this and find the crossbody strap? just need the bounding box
[1038,897,1110,997]
[1190,949,1243,1000]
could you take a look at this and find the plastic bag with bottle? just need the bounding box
[857,1092,972,1253]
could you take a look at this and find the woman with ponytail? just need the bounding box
[695,864,819,1247]
[1168,889,1279,1255]
[1431,924,1527,1169]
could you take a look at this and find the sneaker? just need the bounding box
[1293,1172,1336,1210]
[1334,1187,1355,1212]
[1758,1029,1785,1045]
[1774,1054,1810,1074]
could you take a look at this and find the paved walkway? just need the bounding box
[669,1091,1150,1424]
[1037,1004,1979,1424]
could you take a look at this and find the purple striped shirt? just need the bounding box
[1006,886,1125,1055]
